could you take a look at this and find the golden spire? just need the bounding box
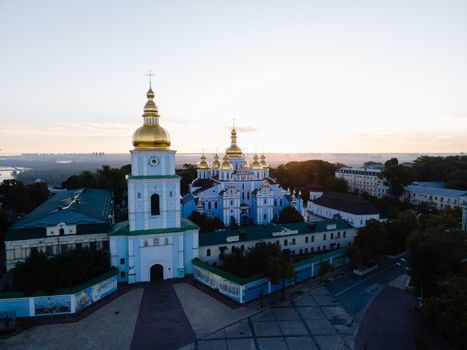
[212,153,221,169]
[251,154,263,170]
[132,82,171,150]
[198,153,210,170]
[260,154,269,168]
[220,154,233,170]
[226,126,243,157]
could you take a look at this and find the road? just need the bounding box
[326,259,407,320]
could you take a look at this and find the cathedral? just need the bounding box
[181,129,304,226]
[108,84,303,283]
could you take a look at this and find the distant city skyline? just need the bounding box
[1,1,466,154]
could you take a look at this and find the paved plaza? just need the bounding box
[0,261,408,350]
[184,287,357,350]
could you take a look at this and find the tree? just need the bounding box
[353,220,390,263]
[424,275,467,349]
[265,253,295,299]
[380,158,414,197]
[278,206,304,224]
[188,211,225,232]
[318,261,334,283]
[323,177,348,193]
[385,210,419,253]
[406,228,467,298]
[176,164,197,196]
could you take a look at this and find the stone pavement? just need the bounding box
[0,288,144,350]
[182,287,357,350]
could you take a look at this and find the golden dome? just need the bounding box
[211,154,221,168]
[251,154,263,170]
[220,154,233,170]
[241,160,250,169]
[226,128,243,157]
[132,85,171,150]
[260,154,269,168]
[198,154,210,170]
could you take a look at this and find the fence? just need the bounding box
[0,268,118,318]
[192,248,348,304]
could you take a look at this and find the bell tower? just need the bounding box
[128,84,181,231]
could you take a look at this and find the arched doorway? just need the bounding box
[150,264,164,281]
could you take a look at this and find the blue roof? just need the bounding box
[405,185,467,197]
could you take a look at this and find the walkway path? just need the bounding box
[130,282,195,350]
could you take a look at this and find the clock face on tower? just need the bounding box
[148,156,159,167]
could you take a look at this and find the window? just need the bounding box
[274,199,277,206]
[120,258,125,265]
[151,194,160,215]
[323,234,327,241]
[264,199,267,204]
[59,228,65,235]
[46,245,54,255]
[137,192,142,199]
[120,271,126,278]
[280,199,283,206]
[207,249,211,257]
[292,238,296,245]
[311,236,314,242]
[337,232,341,239]
[241,245,245,251]
[263,214,267,220]
[214,201,218,209]
[343,231,346,238]
[330,233,334,239]
[169,191,173,197]
[284,239,288,246]
[305,237,309,243]
[247,192,250,200]
[242,193,245,200]
[208,202,211,209]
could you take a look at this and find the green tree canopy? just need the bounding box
[176,163,197,196]
[380,158,414,197]
[278,206,304,224]
[323,177,348,193]
[188,211,224,232]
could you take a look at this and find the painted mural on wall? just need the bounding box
[34,295,71,315]
[75,275,118,312]
[193,266,241,302]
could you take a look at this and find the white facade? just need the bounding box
[404,184,467,210]
[306,201,380,228]
[5,233,108,271]
[335,167,389,198]
[109,85,199,283]
[199,221,357,265]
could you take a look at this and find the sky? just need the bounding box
[0,0,466,154]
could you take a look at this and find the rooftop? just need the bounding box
[108,218,199,237]
[311,192,379,215]
[405,184,467,197]
[336,167,382,174]
[199,219,352,247]
[5,188,113,241]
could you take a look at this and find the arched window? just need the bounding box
[59,228,65,235]
[151,194,160,216]
[207,249,211,257]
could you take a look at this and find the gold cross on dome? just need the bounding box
[232,117,236,128]
[146,70,155,85]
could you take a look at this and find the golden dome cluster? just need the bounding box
[225,128,243,157]
[133,85,171,150]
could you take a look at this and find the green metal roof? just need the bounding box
[5,188,113,242]
[108,218,199,237]
[198,219,352,247]
[127,175,180,180]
